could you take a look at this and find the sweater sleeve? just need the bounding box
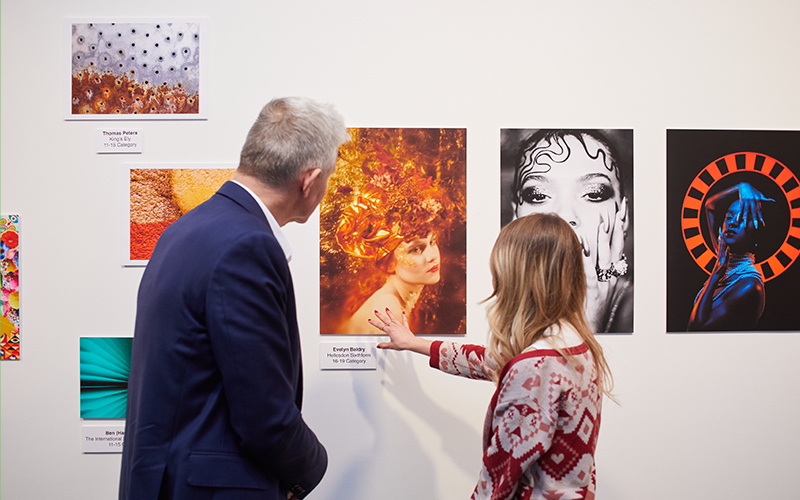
[429,341,497,381]
[472,355,565,500]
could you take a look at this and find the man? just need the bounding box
[120,97,348,499]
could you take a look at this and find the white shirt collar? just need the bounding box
[231,180,293,262]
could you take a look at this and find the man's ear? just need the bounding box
[300,168,322,198]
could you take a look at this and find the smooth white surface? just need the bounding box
[3,1,800,499]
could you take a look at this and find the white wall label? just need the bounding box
[320,342,377,370]
[96,129,143,153]
[82,423,125,453]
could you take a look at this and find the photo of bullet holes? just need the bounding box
[69,20,205,119]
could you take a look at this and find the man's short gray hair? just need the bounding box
[238,97,348,187]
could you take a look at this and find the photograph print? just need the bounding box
[68,19,205,119]
[0,215,20,360]
[124,164,236,265]
[320,128,466,336]
[80,337,132,419]
[667,130,800,332]
[501,129,634,333]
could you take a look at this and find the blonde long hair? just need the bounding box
[484,213,613,398]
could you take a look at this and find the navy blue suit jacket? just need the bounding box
[120,181,326,499]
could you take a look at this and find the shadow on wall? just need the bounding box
[319,350,482,498]
[379,351,482,477]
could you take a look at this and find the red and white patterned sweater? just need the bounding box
[430,327,602,500]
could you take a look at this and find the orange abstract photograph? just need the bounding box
[128,167,235,263]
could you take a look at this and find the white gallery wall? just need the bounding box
[3,0,800,498]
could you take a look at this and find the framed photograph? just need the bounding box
[667,130,800,332]
[67,19,207,120]
[320,128,467,335]
[501,129,634,333]
[123,164,236,266]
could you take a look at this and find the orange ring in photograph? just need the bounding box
[681,152,800,281]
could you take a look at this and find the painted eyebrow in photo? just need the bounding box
[519,172,614,185]
[578,173,614,185]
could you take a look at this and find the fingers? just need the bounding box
[754,200,765,228]
[373,309,412,352]
[610,201,626,259]
[742,198,765,229]
[717,236,728,266]
[735,198,746,225]
[383,307,398,323]
[372,308,390,324]
[711,235,727,277]
[736,183,773,229]
[594,204,625,289]
[595,207,612,273]
[746,198,758,228]
[371,308,404,345]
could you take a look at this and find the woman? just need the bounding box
[687,182,771,331]
[320,128,466,336]
[335,201,442,334]
[330,169,449,335]
[503,129,632,333]
[371,213,613,500]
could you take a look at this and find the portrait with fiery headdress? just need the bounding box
[320,128,466,336]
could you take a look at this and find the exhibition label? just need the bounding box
[96,129,144,154]
[82,423,125,454]
[319,342,377,370]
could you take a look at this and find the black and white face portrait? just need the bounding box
[501,129,634,333]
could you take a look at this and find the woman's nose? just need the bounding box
[554,202,579,228]
[425,245,439,261]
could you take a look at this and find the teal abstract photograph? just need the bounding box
[80,337,132,419]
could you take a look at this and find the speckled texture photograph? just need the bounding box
[68,19,205,119]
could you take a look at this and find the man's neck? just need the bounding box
[232,171,294,226]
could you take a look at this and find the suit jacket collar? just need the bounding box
[216,181,270,227]
[217,181,293,261]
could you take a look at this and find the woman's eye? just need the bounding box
[583,184,613,202]
[519,186,549,204]
[408,245,423,254]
